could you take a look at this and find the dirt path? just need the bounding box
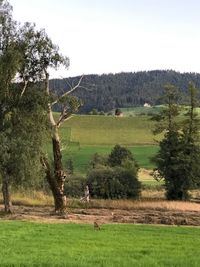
[1,205,200,226]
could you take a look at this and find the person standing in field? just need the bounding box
[80,185,90,202]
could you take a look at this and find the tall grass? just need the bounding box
[0,190,53,206]
[2,190,200,212]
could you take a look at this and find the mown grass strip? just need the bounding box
[0,222,200,266]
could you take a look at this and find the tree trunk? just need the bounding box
[41,156,65,213]
[52,126,66,213]
[44,72,66,213]
[2,178,12,213]
[42,126,66,214]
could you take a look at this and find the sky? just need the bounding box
[9,0,200,78]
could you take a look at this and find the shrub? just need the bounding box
[87,165,141,199]
[115,167,141,198]
[65,175,86,198]
[87,145,141,199]
[66,158,74,174]
[89,153,107,169]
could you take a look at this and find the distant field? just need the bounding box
[59,115,162,146]
[62,145,159,174]
[116,105,200,117]
[1,221,200,267]
[49,114,160,179]
[116,106,163,116]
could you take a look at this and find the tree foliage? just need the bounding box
[0,0,74,212]
[152,83,200,200]
[108,144,137,167]
[50,70,200,113]
[87,145,141,199]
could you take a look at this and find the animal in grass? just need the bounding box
[94,221,101,230]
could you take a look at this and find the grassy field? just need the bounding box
[1,221,200,267]
[48,114,161,185]
[115,106,163,116]
[118,105,200,117]
[52,113,160,172]
[59,115,161,145]
[62,145,159,174]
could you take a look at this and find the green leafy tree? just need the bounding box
[87,165,141,199]
[89,153,107,169]
[180,82,200,189]
[89,108,98,115]
[152,84,200,200]
[0,1,49,212]
[87,145,141,199]
[108,144,137,167]
[0,1,83,213]
[20,22,83,213]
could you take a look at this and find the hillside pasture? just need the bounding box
[50,114,160,184]
[59,115,161,146]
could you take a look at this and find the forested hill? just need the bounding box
[49,70,200,113]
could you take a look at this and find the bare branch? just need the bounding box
[44,71,57,126]
[49,104,57,126]
[51,75,84,106]
[57,112,73,128]
[77,85,95,92]
[20,80,28,98]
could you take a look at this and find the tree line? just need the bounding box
[50,70,200,113]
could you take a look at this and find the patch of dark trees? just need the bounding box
[50,70,200,113]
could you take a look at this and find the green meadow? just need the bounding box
[115,105,163,116]
[62,145,159,174]
[51,114,161,175]
[1,221,200,267]
[55,106,200,175]
[60,115,160,145]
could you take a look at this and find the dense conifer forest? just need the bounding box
[50,70,200,113]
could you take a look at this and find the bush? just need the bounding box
[115,167,141,198]
[89,153,107,169]
[89,108,99,115]
[87,165,141,199]
[65,175,86,198]
[86,145,141,199]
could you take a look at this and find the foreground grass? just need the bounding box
[1,221,200,267]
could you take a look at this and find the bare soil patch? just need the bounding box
[1,203,200,226]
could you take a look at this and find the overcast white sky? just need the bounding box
[10,0,200,78]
